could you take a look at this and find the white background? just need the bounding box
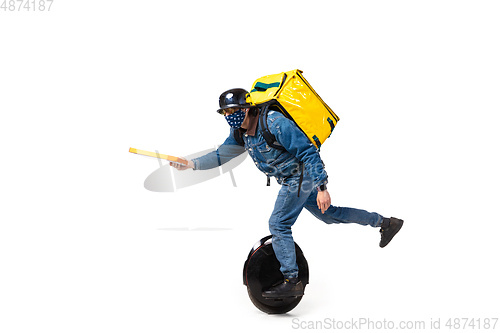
[1,1,499,332]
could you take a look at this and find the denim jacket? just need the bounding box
[192,110,328,188]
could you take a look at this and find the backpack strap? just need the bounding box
[258,104,284,150]
[233,128,245,147]
[297,162,304,197]
[258,105,303,197]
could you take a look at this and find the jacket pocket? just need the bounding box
[256,142,282,164]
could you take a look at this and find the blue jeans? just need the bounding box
[269,175,384,279]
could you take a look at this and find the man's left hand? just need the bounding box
[317,189,331,214]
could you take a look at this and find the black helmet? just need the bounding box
[217,88,252,114]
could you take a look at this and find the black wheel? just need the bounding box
[243,235,309,314]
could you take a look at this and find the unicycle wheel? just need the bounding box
[243,235,309,314]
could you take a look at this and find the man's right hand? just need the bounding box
[170,160,194,171]
[317,189,331,214]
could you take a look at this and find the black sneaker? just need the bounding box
[262,277,304,298]
[379,217,404,248]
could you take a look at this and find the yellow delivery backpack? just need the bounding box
[247,69,339,150]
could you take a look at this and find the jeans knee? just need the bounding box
[269,221,292,237]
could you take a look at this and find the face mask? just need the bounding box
[225,109,246,128]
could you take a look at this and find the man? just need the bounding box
[171,88,404,298]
